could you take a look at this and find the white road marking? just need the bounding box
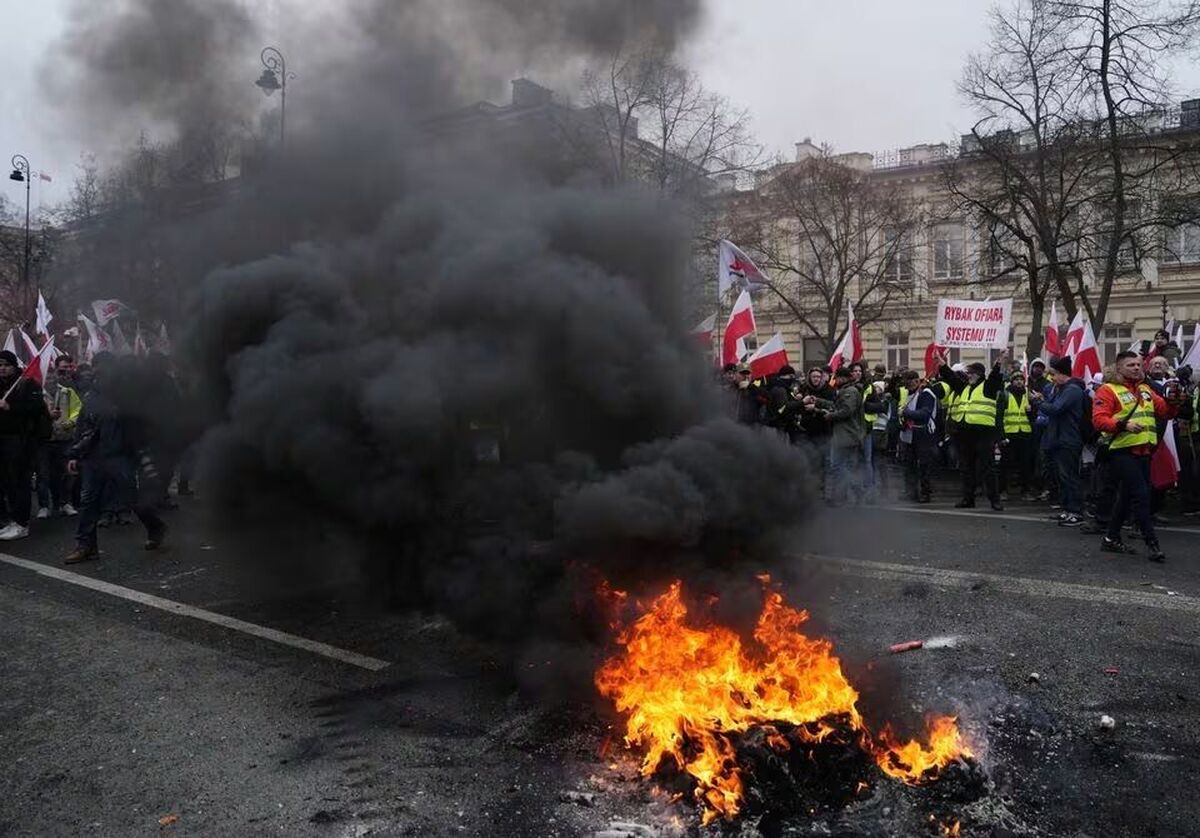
[872,504,1200,535]
[0,553,391,671]
[804,553,1200,616]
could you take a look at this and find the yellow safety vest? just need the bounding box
[1002,391,1031,435]
[1104,382,1158,450]
[961,382,997,427]
[863,384,877,426]
[899,386,909,411]
[948,389,967,423]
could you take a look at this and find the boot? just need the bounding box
[144,522,168,551]
[64,545,99,565]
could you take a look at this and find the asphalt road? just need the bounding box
[1,492,1197,837]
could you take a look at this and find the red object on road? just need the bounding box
[1103,667,1120,675]
[889,640,924,654]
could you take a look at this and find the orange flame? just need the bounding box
[595,579,972,824]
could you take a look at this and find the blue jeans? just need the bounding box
[827,445,861,505]
[76,456,136,549]
[862,432,875,491]
[1050,446,1082,515]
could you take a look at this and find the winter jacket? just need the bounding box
[0,376,45,438]
[799,383,835,437]
[1037,377,1086,451]
[814,384,866,449]
[901,387,939,441]
[68,388,132,462]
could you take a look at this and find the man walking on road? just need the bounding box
[63,357,167,564]
[1091,351,1182,561]
[1032,356,1087,527]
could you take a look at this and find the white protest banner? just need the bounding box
[935,298,1013,349]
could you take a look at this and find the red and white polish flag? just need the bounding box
[722,290,756,366]
[1044,299,1061,358]
[828,300,862,374]
[748,332,789,379]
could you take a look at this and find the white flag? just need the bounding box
[91,299,130,327]
[35,290,53,337]
[717,239,769,295]
[110,319,132,356]
[79,314,111,361]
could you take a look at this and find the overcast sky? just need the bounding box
[4,0,1200,212]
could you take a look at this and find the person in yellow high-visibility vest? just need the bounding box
[997,371,1034,501]
[936,349,1008,510]
[1091,350,1183,561]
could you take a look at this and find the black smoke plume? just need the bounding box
[44,0,814,693]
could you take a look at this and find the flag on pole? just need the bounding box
[747,332,789,379]
[79,313,111,361]
[91,299,130,327]
[689,313,716,348]
[35,290,53,338]
[17,328,40,368]
[3,330,17,358]
[1070,317,1102,380]
[155,322,172,355]
[1151,421,1181,489]
[133,322,149,357]
[718,239,769,295]
[37,172,52,183]
[110,319,132,356]
[923,342,947,377]
[1182,323,1200,370]
[1044,300,1061,358]
[828,300,862,374]
[722,290,756,366]
[1173,323,1185,353]
[17,336,56,386]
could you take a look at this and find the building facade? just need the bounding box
[722,120,1200,373]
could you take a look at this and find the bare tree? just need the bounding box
[949,0,1200,349]
[946,0,1100,356]
[579,43,763,197]
[1049,0,1200,331]
[735,155,925,356]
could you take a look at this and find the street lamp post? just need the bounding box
[8,155,31,291]
[255,47,294,147]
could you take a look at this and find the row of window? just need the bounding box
[878,222,1200,286]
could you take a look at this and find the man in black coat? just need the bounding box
[0,350,45,540]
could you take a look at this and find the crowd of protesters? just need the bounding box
[0,349,194,564]
[723,328,1196,562]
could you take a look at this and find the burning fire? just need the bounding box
[595,579,972,824]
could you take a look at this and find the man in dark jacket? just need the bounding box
[798,366,834,440]
[0,350,44,540]
[900,370,939,503]
[725,364,761,425]
[64,357,167,563]
[763,366,804,442]
[807,366,865,505]
[938,350,1007,510]
[1032,355,1087,526]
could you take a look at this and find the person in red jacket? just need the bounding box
[1091,351,1182,561]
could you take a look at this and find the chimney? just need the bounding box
[511,78,553,108]
[795,137,821,161]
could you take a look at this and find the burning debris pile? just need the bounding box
[595,578,976,825]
